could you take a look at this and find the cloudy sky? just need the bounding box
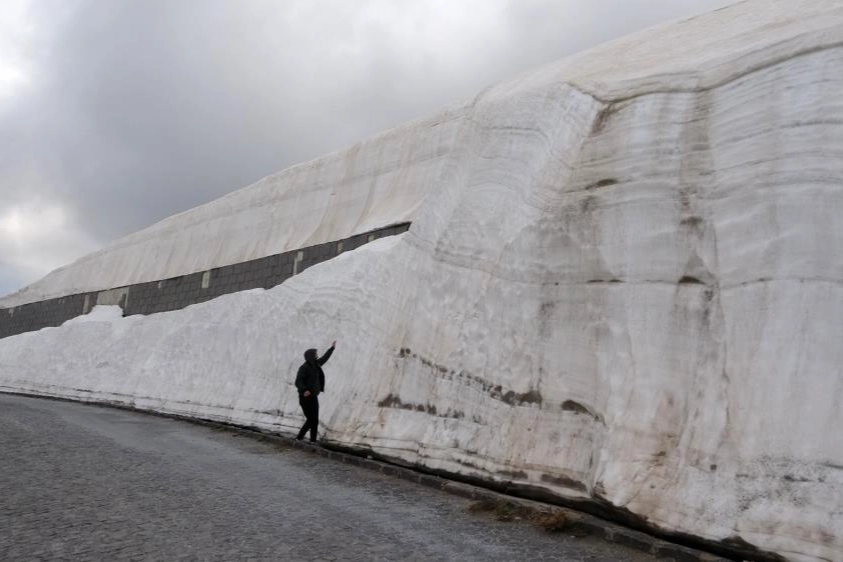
[0,0,734,297]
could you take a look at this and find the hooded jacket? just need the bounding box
[295,346,334,396]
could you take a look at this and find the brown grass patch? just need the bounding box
[467,499,532,521]
[530,510,571,532]
[467,499,574,532]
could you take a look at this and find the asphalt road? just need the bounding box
[0,393,658,561]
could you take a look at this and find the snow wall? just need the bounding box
[1,1,842,561]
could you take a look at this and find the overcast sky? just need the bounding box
[0,0,734,297]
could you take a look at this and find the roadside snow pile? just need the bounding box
[62,305,124,326]
[1,1,842,561]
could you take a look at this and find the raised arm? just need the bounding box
[318,342,336,366]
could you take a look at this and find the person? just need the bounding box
[294,341,336,442]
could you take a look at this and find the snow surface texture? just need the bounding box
[1,1,842,560]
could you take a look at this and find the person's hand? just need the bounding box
[331,340,336,348]
[303,390,312,398]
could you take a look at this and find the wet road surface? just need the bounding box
[0,393,658,561]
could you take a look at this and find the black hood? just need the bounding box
[304,348,318,363]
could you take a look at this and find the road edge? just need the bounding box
[2,391,734,562]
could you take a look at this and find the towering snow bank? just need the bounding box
[1,1,842,560]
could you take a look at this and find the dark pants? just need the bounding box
[296,394,319,441]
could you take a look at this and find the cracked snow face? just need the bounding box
[2,2,843,561]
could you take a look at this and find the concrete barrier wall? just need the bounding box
[0,222,410,340]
